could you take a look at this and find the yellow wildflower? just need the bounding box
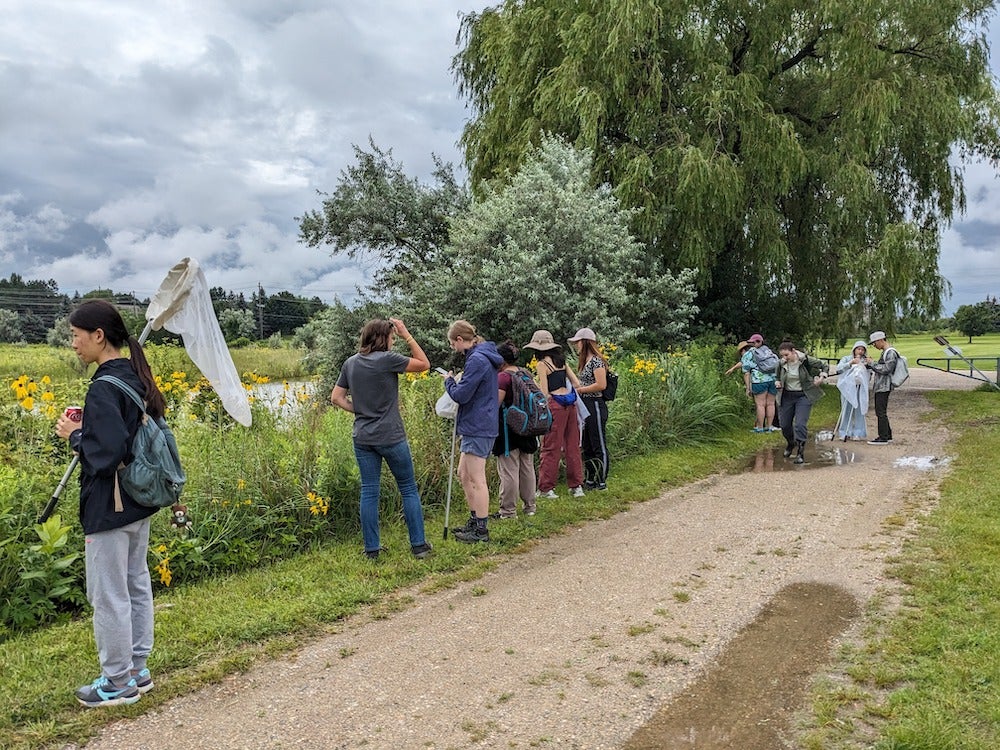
[156,557,172,587]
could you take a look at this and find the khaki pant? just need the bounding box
[497,449,536,516]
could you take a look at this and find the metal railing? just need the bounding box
[915,357,1000,387]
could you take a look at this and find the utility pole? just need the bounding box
[257,283,265,340]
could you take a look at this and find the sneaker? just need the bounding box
[75,676,141,708]
[411,543,433,559]
[131,668,154,694]
[453,527,489,543]
[767,426,781,432]
[536,490,558,499]
[867,437,891,445]
[451,513,476,534]
[363,547,387,560]
[524,509,536,516]
[752,427,766,433]
[596,482,607,491]
[571,486,585,498]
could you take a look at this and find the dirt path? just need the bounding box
[78,370,975,750]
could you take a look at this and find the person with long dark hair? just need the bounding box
[491,340,538,519]
[54,299,167,707]
[524,329,583,498]
[774,339,829,464]
[330,318,433,560]
[568,327,610,490]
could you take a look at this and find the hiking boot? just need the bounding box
[453,527,489,543]
[411,543,433,559]
[131,668,154,694]
[783,442,794,458]
[794,440,806,464]
[75,676,140,708]
[451,513,477,534]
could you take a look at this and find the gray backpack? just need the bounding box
[751,345,779,373]
[97,375,186,509]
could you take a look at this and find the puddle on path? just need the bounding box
[622,582,859,750]
[743,444,862,472]
[893,455,952,471]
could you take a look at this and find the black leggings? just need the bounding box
[581,397,609,484]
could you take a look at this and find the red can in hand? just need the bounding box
[64,406,83,423]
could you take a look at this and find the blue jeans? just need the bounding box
[353,440,427,552]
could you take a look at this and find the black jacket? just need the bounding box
[69,358,159,534]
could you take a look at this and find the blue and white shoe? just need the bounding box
[132,668,154,694]
[75,675,141,708]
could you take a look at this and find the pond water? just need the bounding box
[251,379,318,419]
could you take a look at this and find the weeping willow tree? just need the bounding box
[453,0,1000,341]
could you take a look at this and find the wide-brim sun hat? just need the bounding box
[523,329,561,351]
[869,330,887,344]
[568,327,597,343]
[736,340,752,351]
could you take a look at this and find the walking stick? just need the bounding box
[443,420,457,540]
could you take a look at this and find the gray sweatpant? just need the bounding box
[85,516,154,685]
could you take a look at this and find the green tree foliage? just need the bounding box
[453,0,1000,341]
[0,308,23,343]
[298,140,470,296]
[0,274,69,343]
[219,308,257,343]
[264,291,324,337]
[953,300,998,343]
[399,136,698,355]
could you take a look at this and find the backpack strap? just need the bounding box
[95,375,149,513]
[95,375,148,415]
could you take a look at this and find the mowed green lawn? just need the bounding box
[818,331,1000,364]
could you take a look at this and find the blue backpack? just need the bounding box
[96,375,186,509]
[504,368,553,437]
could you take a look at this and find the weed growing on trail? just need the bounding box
[626,671,648,687]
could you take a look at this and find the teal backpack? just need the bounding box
[96,375,186,509]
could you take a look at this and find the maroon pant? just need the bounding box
[537,398,583,491]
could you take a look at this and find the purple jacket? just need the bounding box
[445,341,503,438]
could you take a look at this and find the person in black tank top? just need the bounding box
[523,330,584,498]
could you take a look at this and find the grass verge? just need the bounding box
[802,389,1000,750]
[0,417,781,749]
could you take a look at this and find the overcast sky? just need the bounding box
[1,1,997,315]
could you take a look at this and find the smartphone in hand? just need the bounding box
[435,367,448,376]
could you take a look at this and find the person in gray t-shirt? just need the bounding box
[331,318,433,560]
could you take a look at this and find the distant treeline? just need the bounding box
[0,273,326,344]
